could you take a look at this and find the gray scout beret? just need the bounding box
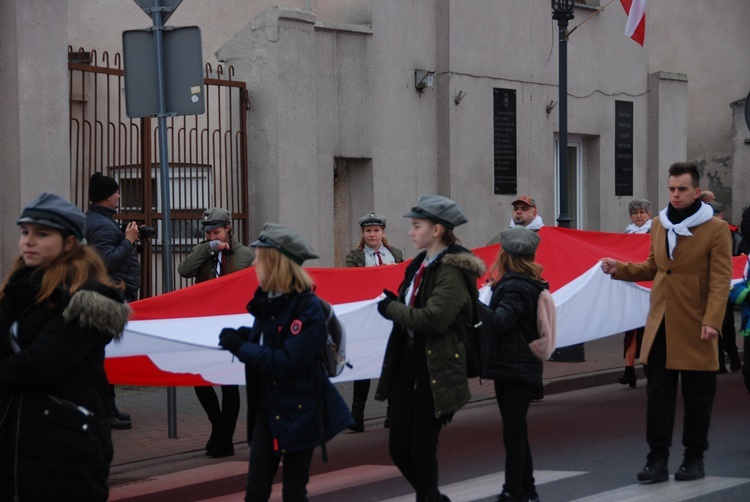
[708,200,723,215]
[403,195,468,229]
[202,208,232,231]
[499,226,541,257]
[251,223,319,264]
[17,192,86,240]
[359,212,386,228]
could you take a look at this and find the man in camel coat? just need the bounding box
[600,162,732,484]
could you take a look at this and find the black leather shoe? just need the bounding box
[114,411,131,421]
[495,490,522,502]
[206,442,234,458]
[637,458,668,483]
[674,457,704,481]
[729,353,742,372]
[111,416,132,430]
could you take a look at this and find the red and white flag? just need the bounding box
[620,0,646,46]
[106,227,746,386]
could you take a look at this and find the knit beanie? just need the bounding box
[89,172,119,203]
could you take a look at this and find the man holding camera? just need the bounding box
[178,208,255,457]
[84,171,140,429]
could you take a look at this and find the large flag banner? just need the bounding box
[620,0,646,46]
[106,226,746,386]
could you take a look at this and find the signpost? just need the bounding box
[124,0,204,439]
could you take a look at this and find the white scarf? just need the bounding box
[624,219,652,234]
[658,202,714,259]
[509,215,545,231]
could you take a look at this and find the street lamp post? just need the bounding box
[552,0,574,229]
[550,0,585,362]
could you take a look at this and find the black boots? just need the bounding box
[205,419,235,457]
[637,457,669,483]
[674,456,705,481]
[207,430,235,458]
[618,366,637,388]
[350,398,365,432]
[206,421,221,451]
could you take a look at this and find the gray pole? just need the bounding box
[553,5,573,229]
[150,0,178,439]
[550,2,584,362]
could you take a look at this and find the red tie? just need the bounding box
[375,250,384,266]
[409,264,426,306]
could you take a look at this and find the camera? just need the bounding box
[138,225,156,240]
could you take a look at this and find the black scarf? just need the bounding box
[666,198,702,224]
[2,267,46,321]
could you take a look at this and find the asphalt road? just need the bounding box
[110,371,750,501]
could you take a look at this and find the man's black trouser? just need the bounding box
[644,321,716,461]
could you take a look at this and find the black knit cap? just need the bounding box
[89,172,119,203]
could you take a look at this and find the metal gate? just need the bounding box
[69,47,249,298]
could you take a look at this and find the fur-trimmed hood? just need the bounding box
[63,285,131,341]
[439,247,486,278]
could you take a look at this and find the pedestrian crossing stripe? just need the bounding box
[569,476,750,502]
[201,466,750,502]
[382,470,586,502]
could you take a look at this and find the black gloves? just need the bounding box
[377,297,393,318]
[382,289,398,301]
[377,289,398,318]
[219,328,245,355]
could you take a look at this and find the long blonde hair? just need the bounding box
[255,247,314,294]
[0,235,115,304]
[489,248,545,286]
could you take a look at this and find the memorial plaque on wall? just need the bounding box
[493,88,517,194]
[614,100,634,196]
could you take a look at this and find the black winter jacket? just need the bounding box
[0,269,130,502]
[84,204,140,301]
[477,271,547,386]
[235,289,353,454]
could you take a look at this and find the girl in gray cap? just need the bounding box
[374,195,486,502]
[476,226,550,502]
[0,193,131,501]
[218,223,352,501]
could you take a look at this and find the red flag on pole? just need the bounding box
[620,0,646,46]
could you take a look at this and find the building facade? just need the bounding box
[1,0,748,274]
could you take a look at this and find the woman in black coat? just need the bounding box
[477,227,549,502]
[0,193,130,502]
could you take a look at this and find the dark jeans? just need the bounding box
[494,380,535,498]
[352,379,371,402]
[718,302,740,367]
[388,347,444,502]
[194,385,240,429]
[644,322,716,461]
[245,408,313,502]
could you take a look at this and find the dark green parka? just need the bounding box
[375,246,485,418]
[344,245,404,268]
[178,236,255,284]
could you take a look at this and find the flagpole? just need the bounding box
[567,0,616,38]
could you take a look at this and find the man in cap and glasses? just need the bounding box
[178,208,255,457]
[488,195,544,245]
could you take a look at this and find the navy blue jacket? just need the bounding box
[84,204,140,301]
[236,288,352,454]
[477,271,547,386]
